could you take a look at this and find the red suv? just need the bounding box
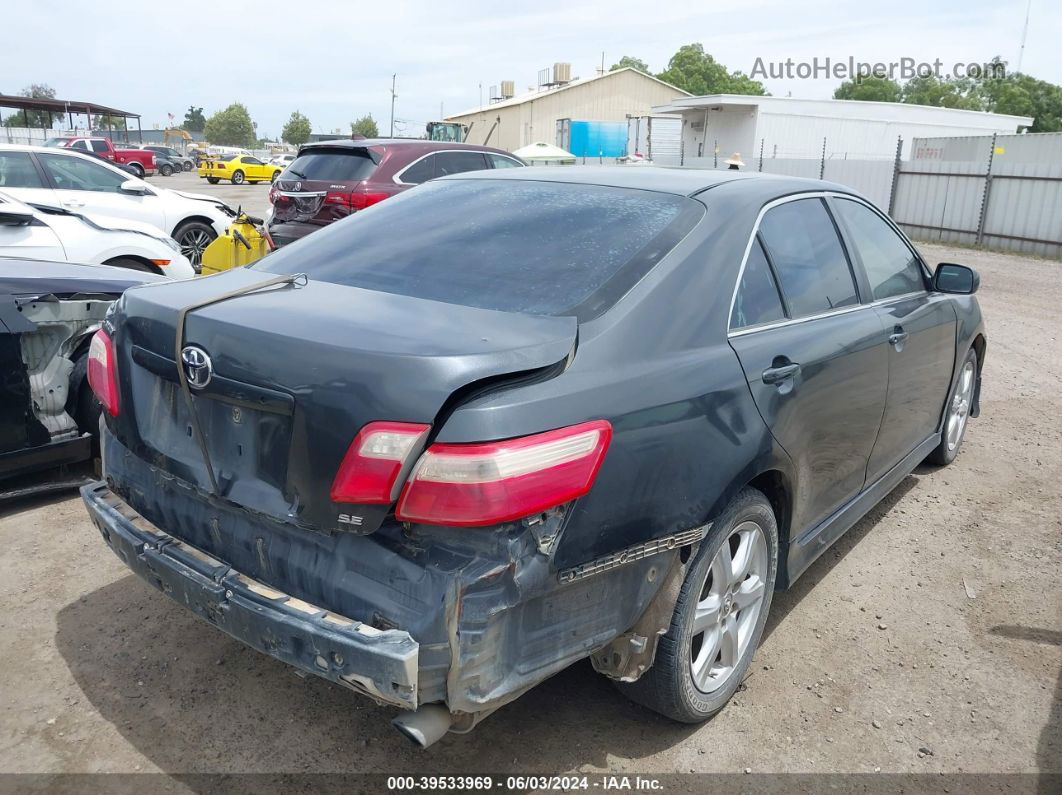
[267,139,525,247]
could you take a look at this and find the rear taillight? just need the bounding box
[268,186,278,204]
[396,420,612,527]
[87,329,120,417]
[331,422,431,504]
[216,163,225,170]
[349,191,390,210]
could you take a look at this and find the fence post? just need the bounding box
[758,138,764,172]
[975,133,997,246]
[887,135,903,217]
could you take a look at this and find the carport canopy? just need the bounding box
[0,94,143,140]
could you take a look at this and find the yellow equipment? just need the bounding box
[199,210,273,275]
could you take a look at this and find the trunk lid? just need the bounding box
[111,269,576,534]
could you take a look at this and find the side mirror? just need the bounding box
[933,263,980,295]
[0,206,36,226]
[120,179,150,195]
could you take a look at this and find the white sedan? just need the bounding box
[0,144,231,269]
[0,190,195,278]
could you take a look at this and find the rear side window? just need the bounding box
[284,150,377,181]
[434,151,488,177]
[834,198,925,300]
[731,238,786,329]
[398,154,435,184]
[759,198,858,317]
[256,179,702,319]
[90,140,109,153]
[489,154,522,169]
[0,151,44,188]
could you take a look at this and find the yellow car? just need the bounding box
[198,154,283,185]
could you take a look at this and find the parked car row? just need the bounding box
[76,165,985,750]
[0,143,231,269]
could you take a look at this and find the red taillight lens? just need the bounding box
[87,329,120,417]
[396,420,612,527]
[268,186,279,204]
[216,163,225,170]
[349,191,390,210]
[331,421,431,504]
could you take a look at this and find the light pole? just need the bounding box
[389,74,397,138]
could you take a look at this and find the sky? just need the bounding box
[3,0,1059,139]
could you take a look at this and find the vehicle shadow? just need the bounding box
[763,474,919,641]
[987,625,1062,785]
[55,574,698,777]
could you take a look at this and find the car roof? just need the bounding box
[301,138,513,156]
[436,165,860,199]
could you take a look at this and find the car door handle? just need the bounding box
[889,328,909,346]
[762,363,800,384]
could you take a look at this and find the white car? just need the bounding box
[0,190,195,278]
[269,153,297,167]
[0,144,231,269]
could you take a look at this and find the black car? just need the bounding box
[81,168,984,747]
[152,152,181,177]
[0,258,161,492]
[142,145,195,172]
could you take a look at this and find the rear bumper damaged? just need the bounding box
[85,430,688,731]
[82,483,420,709]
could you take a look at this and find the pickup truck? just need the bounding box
[45,137,156,178]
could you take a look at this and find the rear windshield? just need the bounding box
[281,150,377,182]
[255,179,702,319]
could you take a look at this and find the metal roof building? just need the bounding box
[651,94,1034,163]
[446,67,690,154]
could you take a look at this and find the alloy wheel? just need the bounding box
[179,228,212,268]
[946,360,975,451]
[690,521,769,693]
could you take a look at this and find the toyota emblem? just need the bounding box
[181,345,213,389]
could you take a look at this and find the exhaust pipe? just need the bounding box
[392,704,454,749]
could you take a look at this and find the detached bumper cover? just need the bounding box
[81,481,420,709]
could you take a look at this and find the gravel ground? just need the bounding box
[0,240,1059,786]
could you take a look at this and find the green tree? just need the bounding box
[182,105,206,132]
[203,103,256,147]
[92,114,125,130]
[834,75,903,103]
[351,114,379,138]
[610,56,650,73]
[902,75,982,110]
[3,83,57,127]
[656,44,767,96]
[981,72,1062,132]
[281,111,312,146]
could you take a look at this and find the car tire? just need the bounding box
[173,220,217,272]
[183,162,193,172]
[615,487,778,723]
[160,164,173,177]
[926,347,978,466]
[67,352,102,454]
[271,171,281,183]
[249,181,259,185]
[130,163,145,179]
[232,170,245,185]
[207,177,220,184]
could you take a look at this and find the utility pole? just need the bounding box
[389,73,397,138]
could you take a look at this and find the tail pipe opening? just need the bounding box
[392,704,454,749]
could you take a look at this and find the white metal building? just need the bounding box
[651,95,1034,164]
[446,68,689,154]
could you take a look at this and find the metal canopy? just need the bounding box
[0,94,138,118]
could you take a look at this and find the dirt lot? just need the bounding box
[0,240,1059,785]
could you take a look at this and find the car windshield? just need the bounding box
[281,150,377,181]
[255,179,703,319]
[44,138,68,147]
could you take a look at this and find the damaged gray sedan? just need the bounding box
[81,168,985,746]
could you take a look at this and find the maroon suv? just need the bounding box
[267,139,525,246]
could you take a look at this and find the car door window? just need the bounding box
[242,157,262,165]
[488,154,522,169]
[834,198,926,300]
[70,140,89,151]
[39,153,128,193]
[731,237,786,329]
[759,198,858,317]
[0,152,45,188]
[399,154,436,184]
[434,151,489,177]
